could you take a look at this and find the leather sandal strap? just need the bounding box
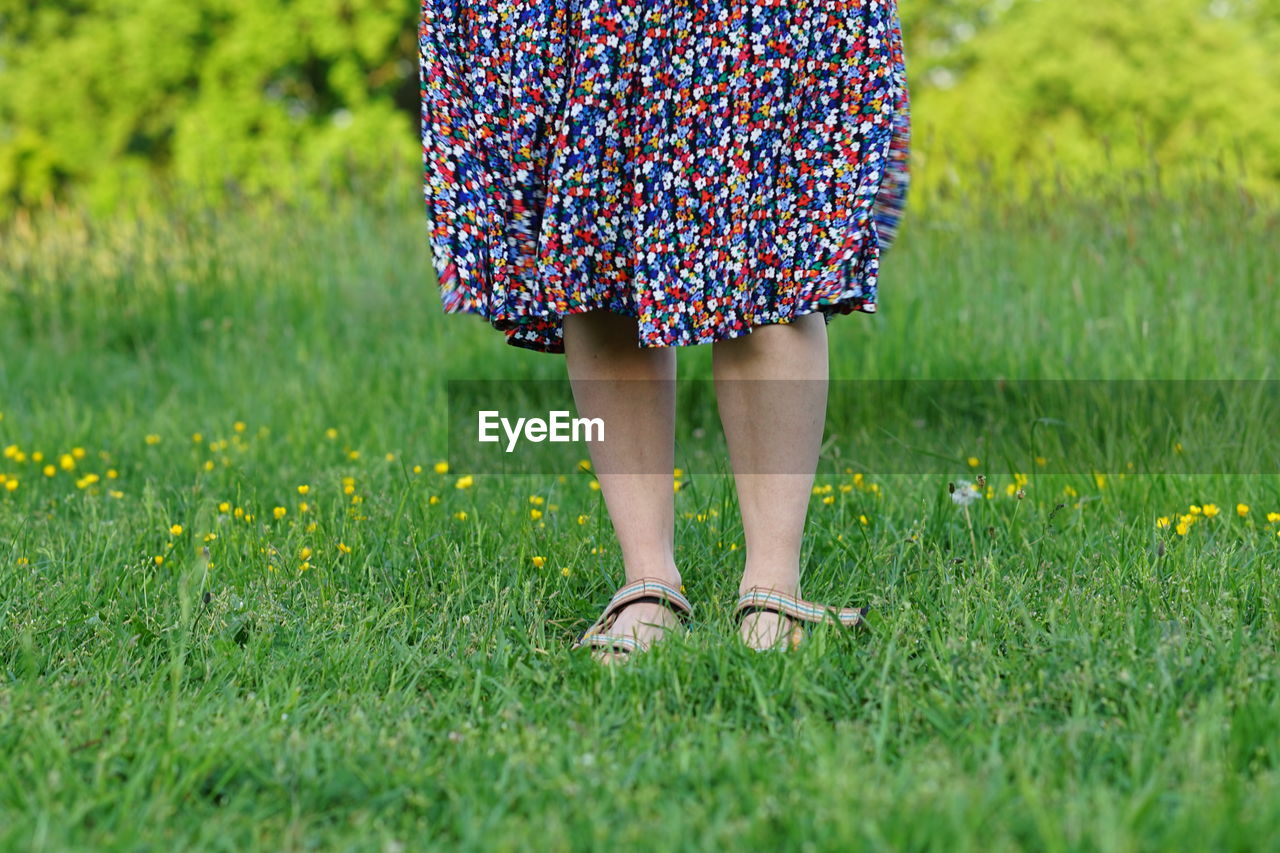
[733,587,867,628]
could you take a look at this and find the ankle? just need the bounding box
[622,559,682,588]
[738,566,799,597]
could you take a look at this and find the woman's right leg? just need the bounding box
[564,311,681,662]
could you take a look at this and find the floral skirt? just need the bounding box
[418,0,911,353]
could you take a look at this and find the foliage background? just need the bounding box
[2,0,1279,217]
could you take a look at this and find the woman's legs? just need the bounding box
[712,314,829,649]
[563,310,681,662]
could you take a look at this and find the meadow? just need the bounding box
[1,176,1278,850]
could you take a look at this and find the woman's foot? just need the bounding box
[737,580,803,651]
[574,574,689,664]
[592,599,686,665]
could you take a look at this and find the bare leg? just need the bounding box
[564,311,681,663]
[712,314,829,649]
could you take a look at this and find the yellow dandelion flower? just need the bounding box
[71,447,85,459]
[325,428,339,440]
[337,542,351,554]
[43,465,56,478]
[154,555,164,566]
[76,473,100,489]
[1035,456,1047,467]
[233,421,246,433]
[1267,512,1280,523]
[218,501,230,513]
[300,561,311,572]
[299,502,310,513]
[31,451,43,463]
[453,511,468,521]
[673,480,681,493]
[1189,505,1202,516]
[385,453,396,462]
[299,546,313,560]
[860,515,869,526]
[1064,485,1078,498]
[233,506,244,519]
[822,495,835,505]
[1202,504,1220,519]
[347,450,360,461]
[433,460,449,474]
[529,495,545,505]
[297,484,310,495]
[429,495,441,505]
[967,457,980,468]
[343,483,356,495]
[413,465,423,474]
[531,556,546,568]
[839,484,853,493]
[561,566,570,577]
[106,469,117,479]
[143,434,161,446]
[1094,473,1107,490]
[1174,442,1183,454]
[1176,520,1191,536]
[59,453,75,471]
[530,508,543,520]
[1237,503,1250,517]
[590,480,601,491]
[203,460,215,471]
[578,459,592,472]
[673,468,683,478]
[577,514,588,525]
[305,522,317,533]
[108,490,124,499]
[853,473,865,486]
[455,475,474,489]
[1156,517,1171,529]
[203,533,217,542]
[169,524,183,536]
[273,506,287,519]
[192,433,203,443]
[4,479,17,492]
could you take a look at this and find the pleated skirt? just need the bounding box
[419,0,911,353]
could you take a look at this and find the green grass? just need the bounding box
[1,179,1278,851]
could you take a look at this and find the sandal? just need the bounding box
[572,577,693,658]
[733,586,869,652]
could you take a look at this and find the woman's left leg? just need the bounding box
[711,313,830,649]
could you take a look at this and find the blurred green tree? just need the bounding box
[0,0,421,214]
